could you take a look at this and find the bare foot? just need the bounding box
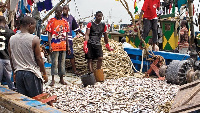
[59,80,67,85]
[49,80,55,86]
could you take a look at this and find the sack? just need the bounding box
[81,73,96,87]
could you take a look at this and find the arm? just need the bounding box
[104,32,114,51]
[8,42,14,75]
[72,17,85,36]
[48,32,52,52]
[33,37,48,83]
[83,28,90,54]
[77,29,85,36]
[103,32,108,44]
[66,32,71,55]
[103,25,113,51]
[85,28,90,42]
[137,0,147,25]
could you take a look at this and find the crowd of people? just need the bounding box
[0,4,113,98]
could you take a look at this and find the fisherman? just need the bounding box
[62,4,85,76]
[0,16,15,90]
[137,0,160,51]
[8,16,48,98]
[84,11,113,77]
[46,6,70,86]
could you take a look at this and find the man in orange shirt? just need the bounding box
[137,0,160,51]
[46,6,70,86]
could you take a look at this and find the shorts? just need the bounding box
[85,43,103,59]
[16,70,43,98]
[66,46,74,59]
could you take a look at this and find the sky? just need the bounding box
[51,0,199,32]
[2,0,199,31]
[52,0,144,24]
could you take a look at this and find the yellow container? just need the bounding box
[94,69,104,82]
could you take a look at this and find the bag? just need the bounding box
[81,73,96,87]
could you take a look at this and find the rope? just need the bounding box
[74,0,80,18]
[131,49,145,75]
[140,49,144,72]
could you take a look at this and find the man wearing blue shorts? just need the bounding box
[62,4,85,75]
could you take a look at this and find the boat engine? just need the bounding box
[160,49,200,85]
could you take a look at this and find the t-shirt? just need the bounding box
[62,14,79,46]
[0,26,15,59]
[87,21,107,45]
[142,0,160,20]
[46,17,69,51]
[10,33,43,80]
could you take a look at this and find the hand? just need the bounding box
[67,47,71,55]
[105,43,114,51]
[49,46,53,53]
[83,41,88,54]
[43,75,48,83]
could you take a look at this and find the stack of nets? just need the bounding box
[65,36,134,79]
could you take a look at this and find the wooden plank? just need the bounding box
[170,80,200,113]
[0,86,63,113]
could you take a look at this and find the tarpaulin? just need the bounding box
[20,0,26,14]
[178,0,187,12]
[37,0,53,11]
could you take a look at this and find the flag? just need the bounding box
[134,0,138,14]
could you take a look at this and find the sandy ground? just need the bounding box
[45,68,82,87]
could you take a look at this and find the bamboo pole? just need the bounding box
[119,0,135,25]
[42,0,71,23]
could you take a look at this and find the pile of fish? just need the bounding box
[66,36,134,78]
[44,77,179,112]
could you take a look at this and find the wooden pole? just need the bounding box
[188,0,194,45]
[119,0,135,25]
[198,13,200,31]
[42,0,71,23]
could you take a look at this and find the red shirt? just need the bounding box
[46,18,69,51]
[142,0,160,20]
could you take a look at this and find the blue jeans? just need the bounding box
[0,59,15,90]
[16,70,43,98]
[51,51,66,76]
